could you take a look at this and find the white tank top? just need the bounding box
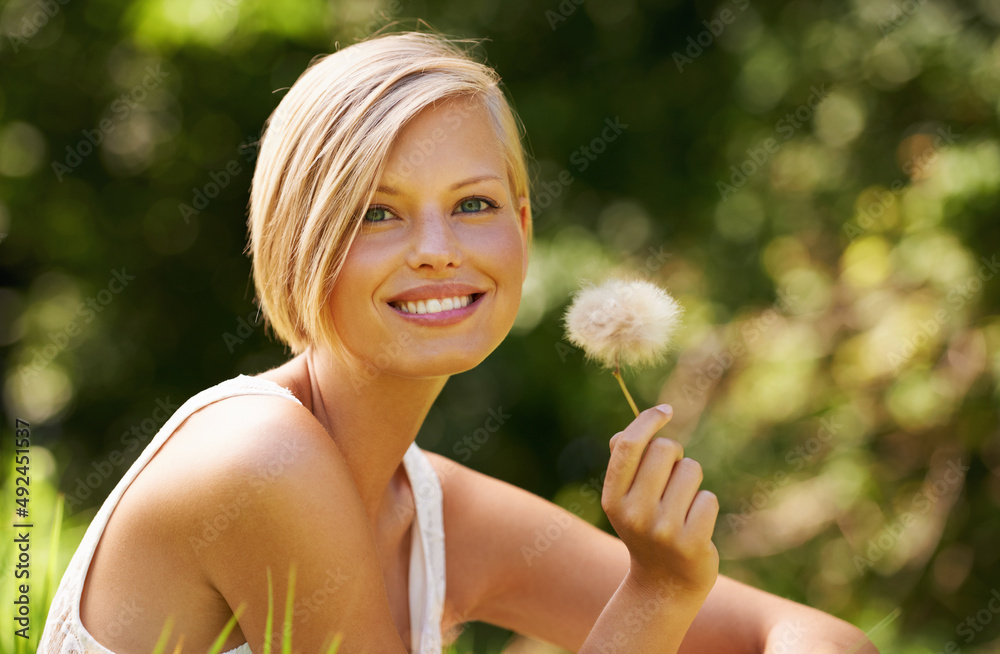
[39,374,446,653]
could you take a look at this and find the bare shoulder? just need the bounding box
[162,388,327,484]
[157,388,408,651]
[144,389,345,564]
[81,382,406,653]
[166,387,345,526]
[113,386,326,540]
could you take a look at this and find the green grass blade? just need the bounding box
[264,566,275,654]
[150,615,175,654]
[281,561,297,654]
[207,601,247,654]
[322,632,343,654]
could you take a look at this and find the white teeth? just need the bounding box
[392,294,475,314]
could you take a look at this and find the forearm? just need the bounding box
[762,607,880,654]
[679,575,879,654]
[579,572,706,654]
[678,575,764,653]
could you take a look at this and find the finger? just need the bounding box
[684,490,719,542]
[609,405,674,455]
[604,405,674,504]
[658,458,703,523]
[626,438,684,504]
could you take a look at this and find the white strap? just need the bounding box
[403,442,446,653]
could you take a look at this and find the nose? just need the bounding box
[406,209,462,271]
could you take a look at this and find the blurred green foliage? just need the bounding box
[2,0,1000,652]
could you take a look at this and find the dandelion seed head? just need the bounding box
[563,277,683,370]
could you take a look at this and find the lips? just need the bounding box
[386,292,485,326]
[391,294,479,314]
[386,282,486,304]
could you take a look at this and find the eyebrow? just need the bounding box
[376,174,503,196]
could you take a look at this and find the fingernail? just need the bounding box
[655,404,672,417]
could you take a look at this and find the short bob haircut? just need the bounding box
[246,30,533,369]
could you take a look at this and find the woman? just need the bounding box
[41,31,878,653]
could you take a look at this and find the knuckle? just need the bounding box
[600,492,617,513]
[676,527,713,553]
[680,457,701,472]
[658,437,683,458]
[672,533,696,556]
[679,458,703,482]
[652,516,680,541]
[649,437,675,453]
[672,441,684,459]
[620,505,649,532]
[614,439,640,457]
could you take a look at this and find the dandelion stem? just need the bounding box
[612,366,640,418]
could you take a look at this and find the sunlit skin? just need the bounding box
[286,96,530,523]
[328,101,529,380]
[249,96,877,651]
[77,96,877,653]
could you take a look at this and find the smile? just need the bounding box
[389,294,479,315]
[387,293,485,325]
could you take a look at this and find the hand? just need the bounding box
[602,404,719,600]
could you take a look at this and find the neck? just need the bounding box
[299,346,448,525]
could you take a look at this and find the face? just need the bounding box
[326,96,530,379]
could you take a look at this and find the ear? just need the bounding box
[517,196,531,282]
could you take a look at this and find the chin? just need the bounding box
[413,352,489,378]
[389,343,497,378]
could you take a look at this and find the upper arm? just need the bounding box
[424,452,866,653]
[425,451,629,651]
[183,397,408,654]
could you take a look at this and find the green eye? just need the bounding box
[364,207,391,222]
[459,199,485,212]
[458,198,498,213]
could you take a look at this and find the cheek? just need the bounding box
[473,221,524,302]
[327,247,387,319]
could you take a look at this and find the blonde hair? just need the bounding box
[246,30,533,369]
